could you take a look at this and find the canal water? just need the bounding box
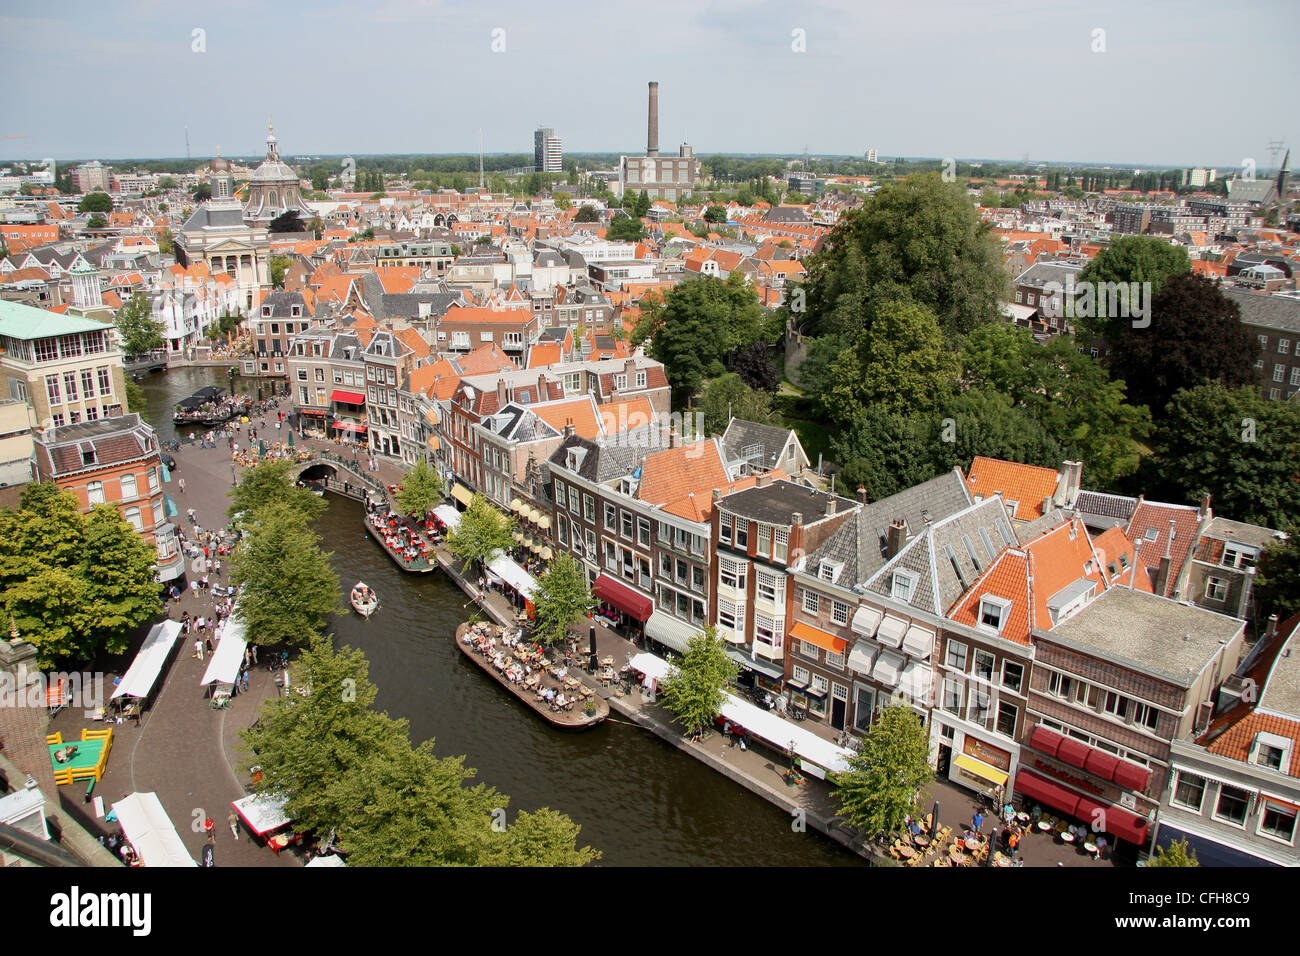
[139,367,858,866]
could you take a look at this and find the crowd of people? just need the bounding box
[461,622,594,714]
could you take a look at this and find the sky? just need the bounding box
[2,0,1297,169]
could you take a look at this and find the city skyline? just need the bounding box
[0,0,1296,168]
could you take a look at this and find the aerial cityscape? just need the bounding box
[0,2,1297,898]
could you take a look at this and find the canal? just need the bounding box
[139,367,858,866]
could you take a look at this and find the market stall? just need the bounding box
[199,613,247,705]
[111,792,197,867]
[108,620,184,721]
[231,791,300,854]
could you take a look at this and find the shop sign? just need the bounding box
[1033,758,1105,796]
[962,735,1011,772]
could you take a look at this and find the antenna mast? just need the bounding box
[479,129,484,190]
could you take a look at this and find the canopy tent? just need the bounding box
[305,853,346,868]
[719,691,854,777]
[200,614,248,687]
[628,652,674,685]
[111,620,183,702]
[111,792,197,867]
[644,611,700,654]
[432,505,461,531]
[231,792,291,837]
[487,552,538,601]
[450,483,474,506]
[193,386,224,401]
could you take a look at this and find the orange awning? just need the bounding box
[789,621,849,655]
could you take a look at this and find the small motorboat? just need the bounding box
[350,582,378,617]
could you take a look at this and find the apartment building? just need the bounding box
[249,290,314,377]
[286,327,368,440]
[1224,288,1300,400]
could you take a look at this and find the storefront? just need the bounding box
[591,573,653,637]
[644,610,700,656]
[730,649,785,696]
[949,732,1012,796]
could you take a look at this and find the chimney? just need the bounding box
[712,488,722,500]
[563,423,574,439]
[825,497,837,517]
[538,374,547,397]
[755,472,770,488]
[857,485,868,505]
[669,424,678,449]
[886,519,907,559]
[1199,491,1212,518]
[623,359,636,385]
[496,378,507,406]
[647,81,660,157]
[792,511,803,528]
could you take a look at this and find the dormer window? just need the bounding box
[262,306,272,317]
[1250,732,1292,774]
[1004,499,1020,516]
[818,560,843,584]
[891,570,917,602]
[978,596,1011,633]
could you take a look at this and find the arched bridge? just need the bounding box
[290,453,384,501]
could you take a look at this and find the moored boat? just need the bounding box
[350,582,378,617]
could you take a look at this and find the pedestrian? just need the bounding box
[214,559,221,577]
[973,810,985,831]
[178,477,186,494]
[250,644,258,664]
[205,635,214,654]
[194,637,204,660]
[241,671,249,693]
[228,810,240,840]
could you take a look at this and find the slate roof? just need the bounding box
[549,426,670,484]
[717,479,850,525]
[1073,490,1139,528]
[34,413,156,477]
[1222,287,1300,333]
[721,418,795,468]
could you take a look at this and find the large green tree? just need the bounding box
[0,484,160,667]
[1150,383,1300,529]
[528,553,595,646]
[658,627,738,736]
[78,191,113,213]
[394,459,445,517]
[1103,272,1255,416]
[698,373,776,436]
[114,292,165,357]
[831,705,932,837]
[445,493,514,574]
[1256,528,1300,624]
[829,407,943,502]
[229,459,326,521]
[1076,235,1191,343]
[228,502,340,647]
[606,214,645,242]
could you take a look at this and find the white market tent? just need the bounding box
[432,504,461,531]
[232,792,291,837]
[200,614,247,687]
[305,853,346,868]
[112,620,184,701]
[628,652,673,686]
[111,792,197,867]
[487,552,538,601]
[719,692,854,778]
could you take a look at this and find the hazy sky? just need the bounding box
[2,0,1296,168]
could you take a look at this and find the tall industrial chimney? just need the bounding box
[647,81,660,157]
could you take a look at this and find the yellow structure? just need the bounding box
[46,728,113,785]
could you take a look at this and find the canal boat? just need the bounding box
[350,582,378,617]
[455,621,608,731]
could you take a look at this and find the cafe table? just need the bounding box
[1083,841,1098,857]
[1036,820,1054,832]
[1060,830,1076,844]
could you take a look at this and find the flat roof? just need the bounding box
[1260,625,1300,717]
[0,299,109,339]
[1038,587,1244,687]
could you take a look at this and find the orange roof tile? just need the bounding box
[1207,712,1300,778]
[596,396,655,435]
[527,342,562,369]
[965,456,1062,521]
[534,397,601,439]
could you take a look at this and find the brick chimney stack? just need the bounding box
[857,485,868,504]
[647,81,660,157]
[886,519,907,559]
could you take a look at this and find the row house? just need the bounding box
[362,327,428,460]
[152,275,243,354]
[32,414,184,582]
[1160,613,1300,866]
[1224,288,1300,400]
[373,239,456,274]
[712,478,859,693]
[0,302,127,430]
[1022,587,1246,853]
[437,306,540,364]
[250,290,315,377]
[287,327,368,440]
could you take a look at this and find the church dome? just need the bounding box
[209,155,231,173]
[250,159,298,183]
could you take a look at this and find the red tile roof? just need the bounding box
[965,456,1061,521]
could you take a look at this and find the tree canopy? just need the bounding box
[1076,235,1191,343]
[0,484,160,667]
[574,205,600,223]
[529,553,595,646]
[831,705,932,837]
[114,292,165,357]
[698,373,776,437]
[445,493,514,574]
[394,459,445,517]
[606,214,645,242]
[658,627,738,735]
[78,191,113,213]
[1148,836,1199,867]
[228,459,326,522]
[1256,527,1300,624]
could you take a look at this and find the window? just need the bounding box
[676,559,688,584]
[819,561,842,583]
[1275,364,1286,383]
[978,597,1010,632]
[773,529,788,563]
[692,565,705,593]
[585,528,596,556]
[584,494,595,522]
[1280,339,1291,355]
[1260,803,1297,843]
[945,640,968,671]
[757,524,770,558]
[854,687,876,731]
[604,503,616,529]
[719,557,747,590]
[621,510,633,540]
[120,473,137,499]
[635,370,646,388]
[756,614,780,647]
[45,374,60,405]
[86,481,105,505]
[637,517,651,547]
[757,570,780,602]
[1204,576,1228,601]
[1255,743,1285,771]
[79,370,94,396]
[1001,661,1024,693]
[891,571,917,601]
[1222,544,1257,570]
[717,599,739,632]
[973,650,995,681]
[802,589,820,615]
[558,515,569,546]
[969,685,991,725]
[1213,785,1250,827]
[1171,772,1206,812]
[123,507,143,531]
[734,521,748,550]
[832,600,849,626]
[1048,671,1074,699]
[568,487,580,513]
[720,514,732,545]
[996,700,1018,737]
[942,678,963,715]
[63,372,78,401]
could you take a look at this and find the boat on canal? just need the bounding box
[173,386,252,427]
[456,621,608,731]
[350,582,378,617]
[363,500,438,574]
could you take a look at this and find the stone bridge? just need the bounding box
[290,454,384,501]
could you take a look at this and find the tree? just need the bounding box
[445,493,514,574]
[1256,527,1300,623]
[269,255,292,289]
[191,183,212,202]
[1076,236,1191,343]
[606,214,645,242]
[634,189,651,218]
[829,407,941,502]
[930,388,1064,475]
[1150,384,1300,529]
[1106,273,1257,417]
[114,292,165,357]
[228,502,340,647]
[643,274,765,407]
[482,807,602,867]
[306,216,324,240]
[831,705,932,837]
[157,176,178,190]
[574,205,599,223]
[658,627,738,736]
[125,379,147,414]
[729,341,779,392]
[703,205,728,223]
[698,373,775,436]
[529,553,596,646]
[0,484,160,667]
[86,214,107,230]
[826,299,960,423]
[78,191,113,214]
[553,192,572,210]
[229,459,326,521]
[1148,836,1199,867]
[394,459,445,518]
[269,211,303,235]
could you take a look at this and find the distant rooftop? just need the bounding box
[0,299,110,339]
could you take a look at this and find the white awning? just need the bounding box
[432,504,461,531]
[719,692,853,774]
[200,613,247,686]
[877,614,908,648]
[898,660,933,706]
[628,652,675,685]
[851,605,882,637]
[487,552,537,600]
[872,649,904,687]
[232,792,291,837]
[112,620,183,701]
[902,624,935,660]
[644,611,701,653]
[112,792,197,867]
[305,853,346,867]
[848,641,877,676]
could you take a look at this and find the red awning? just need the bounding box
[592,573,653,621]
[1103,805,1149,845]
[331,389,365,405]
[1084,749,1120,781]
[1056,737,1091,770]
[1013,770,1080,819]
[1074,796,1108,832]
[333,421,367,433]
[1029,725,1064,758]
[1112,759,1151,793]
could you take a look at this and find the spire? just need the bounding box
[266,116,279,161]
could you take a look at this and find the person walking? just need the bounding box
[194,637,204,661]
[178,477,186,494]
[228,810,240,840]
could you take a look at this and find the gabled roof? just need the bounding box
[1125,499,1204,598]
[966,456,1062,522]
[721,418,798,468]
